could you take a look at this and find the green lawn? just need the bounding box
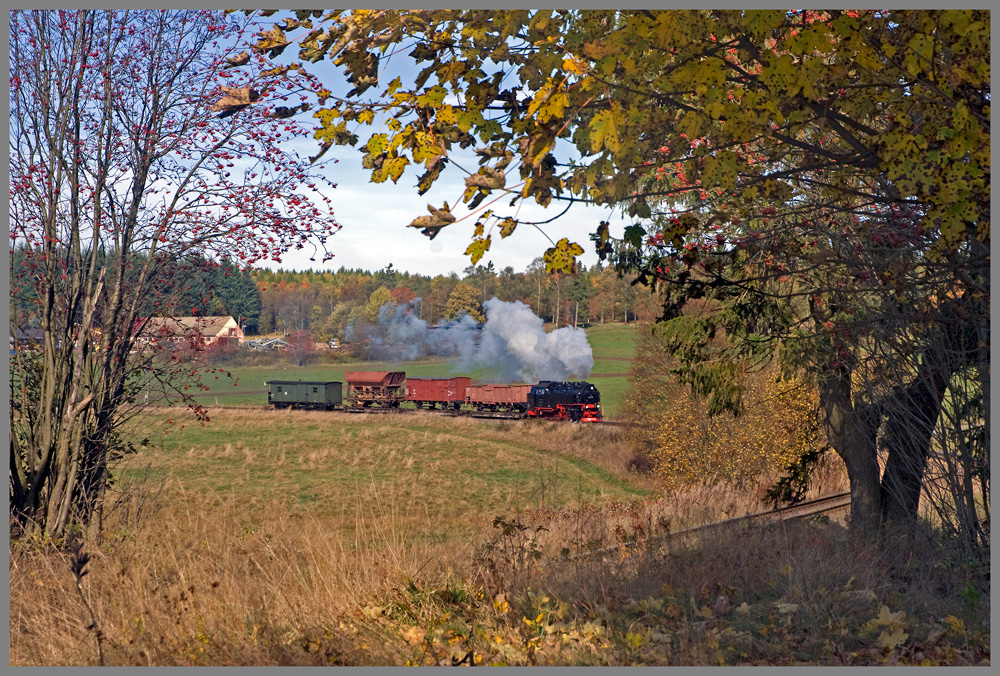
[184,323,639,418]
[582,323,640,360]
[127,409,649,532]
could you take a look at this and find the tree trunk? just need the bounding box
[879,373,947,534]
[819,372,882,538]
[555,283,560,326]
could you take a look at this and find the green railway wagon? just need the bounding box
[266,380,343,410]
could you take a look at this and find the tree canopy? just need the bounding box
[246,9,987,270]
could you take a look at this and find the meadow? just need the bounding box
[11,411,656,665]
[9,322,988,666]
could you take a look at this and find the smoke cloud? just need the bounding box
[348,298,594,383]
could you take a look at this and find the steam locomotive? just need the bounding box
[526,381,603,422]
[266,372,603,422]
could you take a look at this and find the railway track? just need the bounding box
[342,406,403,414]
[571,491,852,561]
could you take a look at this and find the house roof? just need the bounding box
[143,316,239,337]
[12,328,45,341]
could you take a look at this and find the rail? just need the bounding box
[570,491,851,561]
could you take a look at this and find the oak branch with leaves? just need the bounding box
[244,9,986,270]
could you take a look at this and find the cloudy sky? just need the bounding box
[243,13,628,278]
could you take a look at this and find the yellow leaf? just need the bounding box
[543,238,584,274]
[942,615,965,634]
[562,56,587,75]
[589,108,622,154]
[876,627,909,650]
[499,217,517,238]
[437,104,457,126]
[402,625,426,646]
[875,605,907,628]
[464,235,491,264]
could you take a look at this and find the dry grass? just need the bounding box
[9,410,646,666]
[10,482,471,665]
[8,410,988,666]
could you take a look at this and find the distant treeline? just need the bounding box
[11,246,262,334]
[11,246,658,341]
[254,259,659,342]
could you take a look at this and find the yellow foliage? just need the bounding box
[624,327,824,490]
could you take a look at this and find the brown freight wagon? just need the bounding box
[344,371,406,407]
[406,377,471,410]
[466,384,532,413]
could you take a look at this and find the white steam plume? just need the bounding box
[356,298,594,382]
[458,298,594,382]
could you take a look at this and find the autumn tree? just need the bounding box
[423,274,458,324]
[390,285,417,306]
[247,9,988,543]
[495,265,525,303]
[463,262,497,306]
[9,10,339,539]
[284,330,315,366]
[444,283,485,323]
[364,285,395,323]
[624,322,824,491]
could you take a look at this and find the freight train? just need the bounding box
[266,372,603,421]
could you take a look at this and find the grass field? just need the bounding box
[10,409,663,666]
[10,403,989,666]
[137,409,650,534]
[185,323,639,418]
[583,322,640,360]
[11,323,987,666]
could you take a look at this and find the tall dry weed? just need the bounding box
[10,478,460,666]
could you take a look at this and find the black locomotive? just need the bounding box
[526,381,602,422]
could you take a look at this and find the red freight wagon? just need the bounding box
[344,371,406,407]
[406,377,471,410]
[466,384,532,413]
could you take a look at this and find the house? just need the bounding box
[13,327,44,343]
[10,328,44,353]
[140,315,244,348]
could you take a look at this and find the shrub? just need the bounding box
[623,326,824,491]
[285,331,315,366]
